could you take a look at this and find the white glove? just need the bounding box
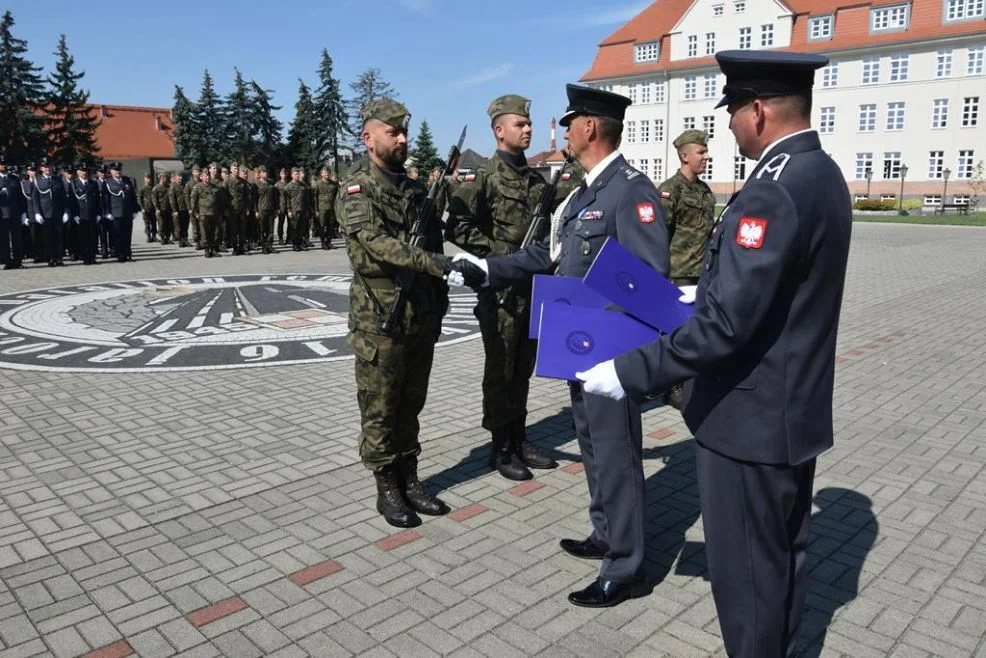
[447,252,490,288]
[62,212,69,224]
[35,213,43,224]
[20,214,28,226]
[678,285,698,304]
[73,216,80,224]
[105,214,113,220]
[576,360,626,400]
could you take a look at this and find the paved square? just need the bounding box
[0,224,984,657]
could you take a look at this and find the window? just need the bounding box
[703,115,716,138]
[627,121,637,144]
[704,74,718,99]
[858,104,877,132]
[855,153,873,179]
[923,195,942,205]
[946,0,986,21]
[655,81,666,103]
[739,27,752,49]
[883,152,902,179]
[854,193,870,202]
[701,158,714,181]
[640,120,651,143]
[889,54,909,82]
[822,63,838,87]
[734,0,746,12]
[734,156,747,180]
[862,57,880,84]
[963,96,979,126]
[933,99,949,128]
[685,76,698,100]
[713,3,724,16]
[627,159,636,168]
[688,35,698,58]
[954,194,971,204]
[706,32,716,55]
[655,119,665,143]
[653,159,663,181]
[809,15,833,40]
[937,49,953,77]
[928,151,945,179]
[761,24,775,47]
[968,45,985,75]
[683,117,696,130]
[820,106,836,134]
[640,83,652,105]
[639,159,649,177]
[886,102,906,131]
[880,194,897,202]
[635,42,659,63]
[871,4,909,31]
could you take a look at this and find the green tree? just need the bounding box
[346,67,398,151]
[0,11,46,162]
[287,79,319,173]
[192,70,226,164]
[410,120,443,175]
[224,68,253,165]
[171,85,199,166]
[313,49,348,171]
[249,81,283,168]
[45,34,100,165]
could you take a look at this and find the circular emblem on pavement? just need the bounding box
[0,274,480,372]
[565,331,594,356]
[616,271,638,294]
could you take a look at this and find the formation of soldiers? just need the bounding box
[0,157,342,267]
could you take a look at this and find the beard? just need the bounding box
[376,142,408,170]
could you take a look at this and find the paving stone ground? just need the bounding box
[0,223,984,657]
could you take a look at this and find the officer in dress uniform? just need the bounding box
[31,159,66,267]
[448,84,670,608]
[95,165,112,258]
[103,161,137,262]
[0,158,25,270]
[577,51,852,656]
[71,163,102,265]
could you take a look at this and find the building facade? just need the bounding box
[580,0,986,204]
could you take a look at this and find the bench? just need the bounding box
[935,203,971,215]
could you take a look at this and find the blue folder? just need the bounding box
[535,302,660,381]
[583,237,694,333]
[529,275,612,339]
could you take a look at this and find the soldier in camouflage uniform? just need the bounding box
[314,166,339,249]
[445,95,558,481]
[190,170,224,258]
[554,156,586,208]
[186,166,202,249]
[169,172,190,247]
[275,168,289,245]
[225,163,250,255]
[337,98,455,528]
[152,173,172,244]
[254,167,278,254]
[283,168,311,252]
[138,174,157,243]
[659,129,715,410]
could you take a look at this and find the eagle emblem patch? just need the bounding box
[636,203,656,224]
[736,217,767,249]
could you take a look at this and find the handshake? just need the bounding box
[443,253,489,289]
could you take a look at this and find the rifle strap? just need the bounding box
[550,188,579,264]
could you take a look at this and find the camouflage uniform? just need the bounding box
[283,173,311,251]
[225,166,250,255]
[660,130,716,286]
[554,158,586,208]
[254,169,278,253]
[186,168,201,248]
[169,175,190,247]
[275,173,289,244]
[314,175,339,248]
[152,178,172,243]
[191,176,224,257]
[137,180,156,241]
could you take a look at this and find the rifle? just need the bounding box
[380,125,467,335]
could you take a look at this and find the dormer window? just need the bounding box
[635,41,659,63]
[808,15,833,40]
[871,4,909,32]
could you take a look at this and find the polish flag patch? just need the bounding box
[736,217,768,249]
[463,174,476,182]
[660,191,671,199]
[346,184,361,195]
[637,202,656,224]
[561,173,571,181]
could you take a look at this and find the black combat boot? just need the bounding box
[489,426,532,481]
[513,419,557,469]
[373,465,421,528]
[399,456,450,516]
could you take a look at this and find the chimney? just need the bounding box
[550,117,557,152]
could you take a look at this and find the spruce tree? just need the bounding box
[225,68,254,166]
[313,49,348,171]
[346,68,398,151]
[410,120,443,175]
[0,11,46,162]
[192,70,226,164]
[249,81,283,168]
[171,85,199,166]
[45,34,100,165]
[287,80,319,173]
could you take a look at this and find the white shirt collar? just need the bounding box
[758,128,815,162]
[583,150,622,188]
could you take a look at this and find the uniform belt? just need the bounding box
[360,276,396,290]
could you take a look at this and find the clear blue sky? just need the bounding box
[5,0,651,156]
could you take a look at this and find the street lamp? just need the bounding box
[865,167,873,198]
[898,164,909,215]
[942,167,951,205]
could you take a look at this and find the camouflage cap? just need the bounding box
[361,98,411,131]
[487,94,532,120]
[673,129,709,149]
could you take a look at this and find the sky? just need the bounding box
[4,0,652,157]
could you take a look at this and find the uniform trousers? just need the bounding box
[0,218,23,265]
[568,382,645,583]
[476,293,536,431]
[696,441,815,658]
[77,220,98,263]
[42,217,63,263]
[258,210,275,247]
[113,216,133,259]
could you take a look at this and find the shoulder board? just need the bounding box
[346,184,362,195]
[463,174,476,182]
[623,167,640,180]
[756,153,791,182]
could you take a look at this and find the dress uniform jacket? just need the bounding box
[31,175,64,221]
[102,176,136,218]
[0,173,21,220]
[72,178,102,222]
[614,130,852,466]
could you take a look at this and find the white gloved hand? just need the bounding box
[678,285,698,304]
[20,213,28,226]
[105,213,113,220]
[575,359,626,400]
[62,212,69,223]
[73,216,80,224]
[446,269,465,287]
[449,252,489,287]
[35,213,43,224]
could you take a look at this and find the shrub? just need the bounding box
[853,199,896,211]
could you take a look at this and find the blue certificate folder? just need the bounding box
[529,275,612,339]
[535,302,660,381]
[583,237,694,333]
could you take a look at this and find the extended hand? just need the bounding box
[678,285,698,304]
[444,253,488,288]
[575,360,626,400]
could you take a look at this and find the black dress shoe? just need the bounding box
[559,537,607,560]
[568,577,650,608]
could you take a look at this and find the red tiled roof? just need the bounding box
[581,0,986,81]
[90,105,175,160]
[527,149,567,167]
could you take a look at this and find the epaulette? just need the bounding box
[623,167,640,180]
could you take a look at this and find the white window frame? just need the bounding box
[808,15,833,40]
[871,4,909,32]
[820,106,836,134]
[640,83,652,105]
[937,49,953,77]
[704,74,718,99]
[701,157,714,182]
[683,117,696,130]
[954,194,970,205]
[653,159,663,182]
[655,81,666,103]
[688,35,698,58]
[889,54,909,82]
[703,115,716,139]
[880,193,897,202]
[883,152,902,179]
[655,119,665,143]
[713,3,724,16]
[734,0,746,13]
[933,98,949,128]
[858,104,877,132]
[855,153,873,179]
[640,119,651,143]
[761,24,775,47]
[862,57,881,85]
[706,32,716,56]
[886,102,906,131]
[924,194,942,205]
[627,121,637,144]
[963,96,980,127]
[734,156,747,180]
[928,151,945,179]
[635,41,660,63]
[739,27,752,50]
[968,45,985,75]
[822,63,838,88]
[685,76,698,100]
[945,0,986,21]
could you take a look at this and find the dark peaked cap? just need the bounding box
[714,50,829,109]
[558,84,632,127]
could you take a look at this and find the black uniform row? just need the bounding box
[0,159,137,268]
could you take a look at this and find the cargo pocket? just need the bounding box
[348,332,379,364]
